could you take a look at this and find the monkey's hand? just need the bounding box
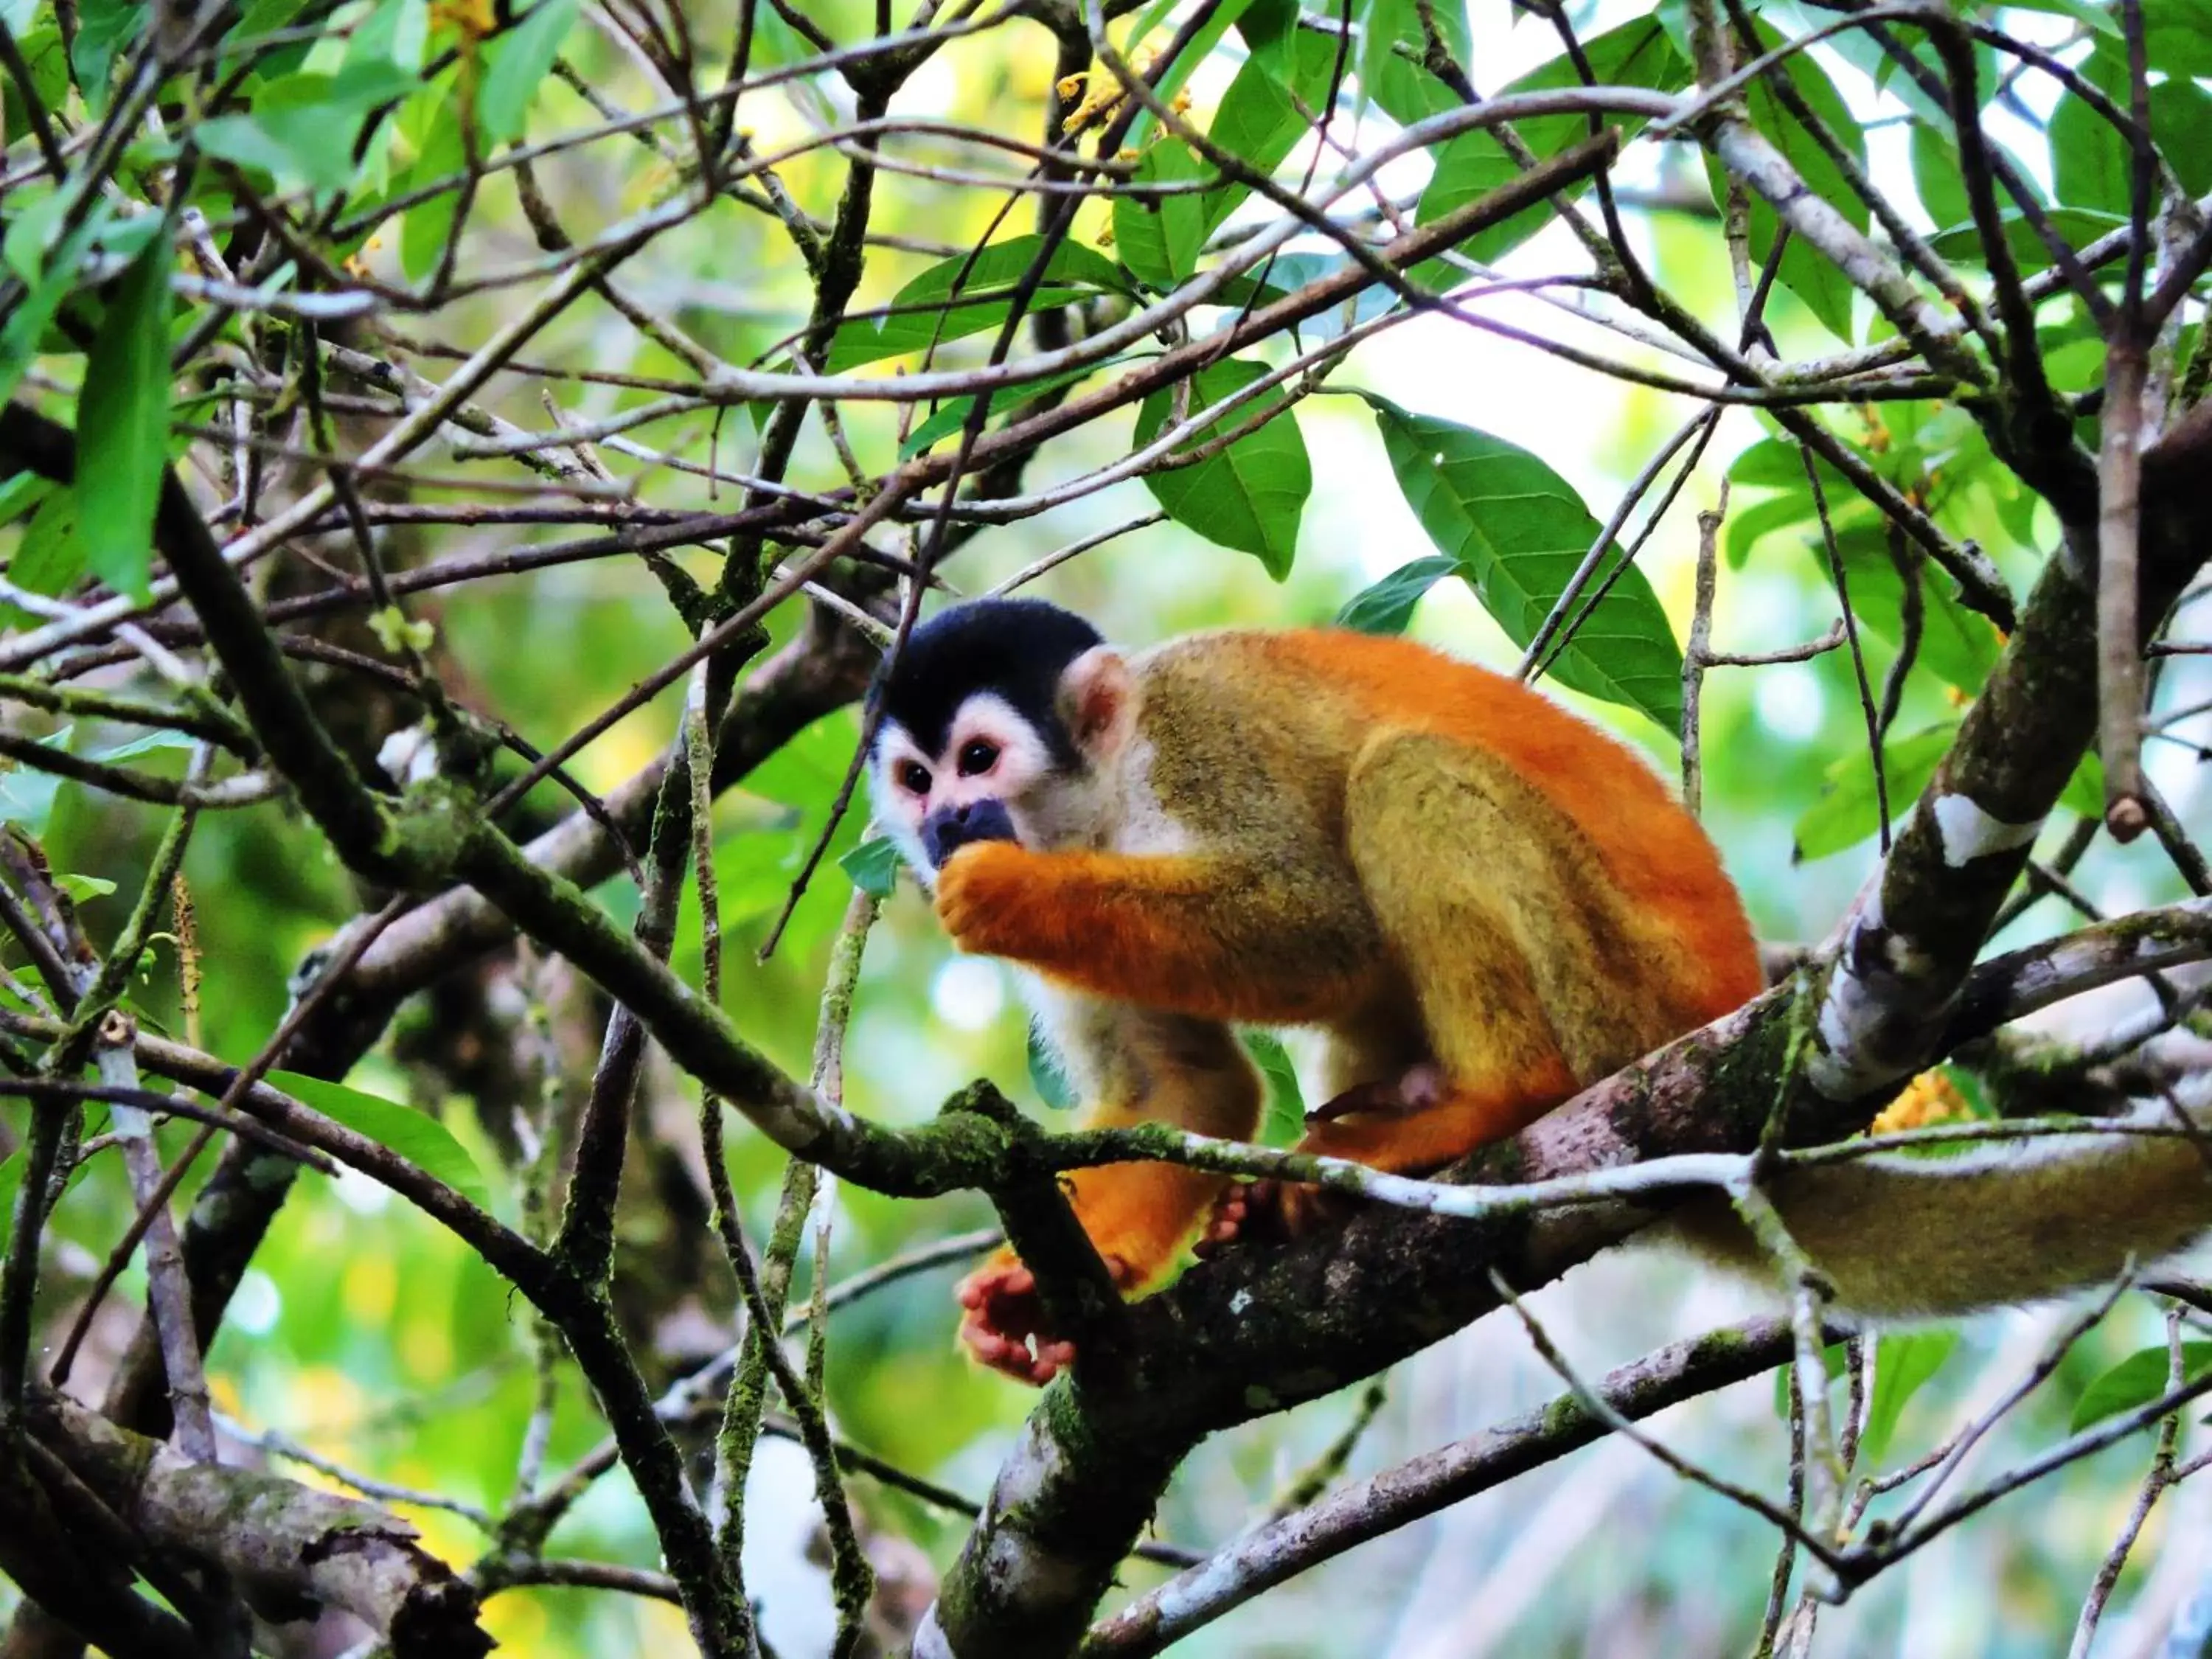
[954,1252,1138,1386]
[933,841,1036,960]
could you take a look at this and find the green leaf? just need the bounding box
[10,489,88,602]
[1726,437,1853,495]
[196,60,424,192]
[1028,1026,1078,1111]
[341,0,429,77]
[1817,524,2004,695]
[1416,21,1688,276]
[75,235,172,605]
[825,235,1128,372]
[1,24,67,150]
[1728,437,2005,693]
[1112,138,1207,291]
[2051,45,2212,212]
[88,728,197,763]
[399,81,467,282]
[1122,0,1258,147]
[269,1069,493,1209]
[232,0,327,78]
[0,215,102,411]
[1793,723,1955,861]
[2049,50,2129,214]
[0,1152,21,1259]
[1197,30,1341,238]
[2061,751,2106,820]
[1860,1329,1958,1467]
[740,709,862,812]
[2,187,70,283]
[2071,1341,2212,1433]
[1335,555,1455,635]
[1208,251,1399,344]
[1929,207,2128,276]
[69,0,142,112]
[1235,0,1303,77]
[1363,394,1683,730]
[2142,0,2212,74]
[1242,1029,1306,1147]
[1909,122,1974,238]
[195,111,336,186]
[1133,358,1309,577]
[1722,486,1818,571]
[54,873,115,903]
[479,0,576,146]
[838,834,902,898]
[0,728,72,838]
[0,472,52,525]
[1359,0,1469,125]
[898,362,1111,459]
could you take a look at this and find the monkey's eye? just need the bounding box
[957,738,1000,776]
[897,761,931,795]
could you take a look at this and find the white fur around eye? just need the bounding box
[868,720,939,880]
[942,692,1054,795]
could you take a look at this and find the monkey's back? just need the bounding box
[1133,628,1763,1026]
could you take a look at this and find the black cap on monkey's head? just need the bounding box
[866,597,1105,768]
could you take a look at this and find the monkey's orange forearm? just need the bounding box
[934,843,1371,1023]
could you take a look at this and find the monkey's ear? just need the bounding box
[1061,646,1135,761]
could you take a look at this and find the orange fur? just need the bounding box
[935,844,1371,1023]
[1267,631,1762,1023]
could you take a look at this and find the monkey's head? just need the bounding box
[865,598,1138,883]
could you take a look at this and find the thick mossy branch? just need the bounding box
[21,1388,493,1658]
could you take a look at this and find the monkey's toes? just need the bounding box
[953,1253,1135,1385]
[1197,1179,1312,1255]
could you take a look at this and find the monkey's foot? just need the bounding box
[1197,1077,1455,1252]
[955,1253,1138,1387]
[1196,1176,1354,1251]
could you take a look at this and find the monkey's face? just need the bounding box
[864,599,1137,887]
[869,691,1071,876]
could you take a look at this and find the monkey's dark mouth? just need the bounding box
[922,799,1018,866]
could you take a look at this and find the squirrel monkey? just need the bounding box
[867,597,1762,1382]
[867,599,2212,1385]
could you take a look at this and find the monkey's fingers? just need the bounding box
[957,1260,1034,1309]
[959,1306,1056,1384]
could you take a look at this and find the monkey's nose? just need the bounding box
[923,799,1018,866]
